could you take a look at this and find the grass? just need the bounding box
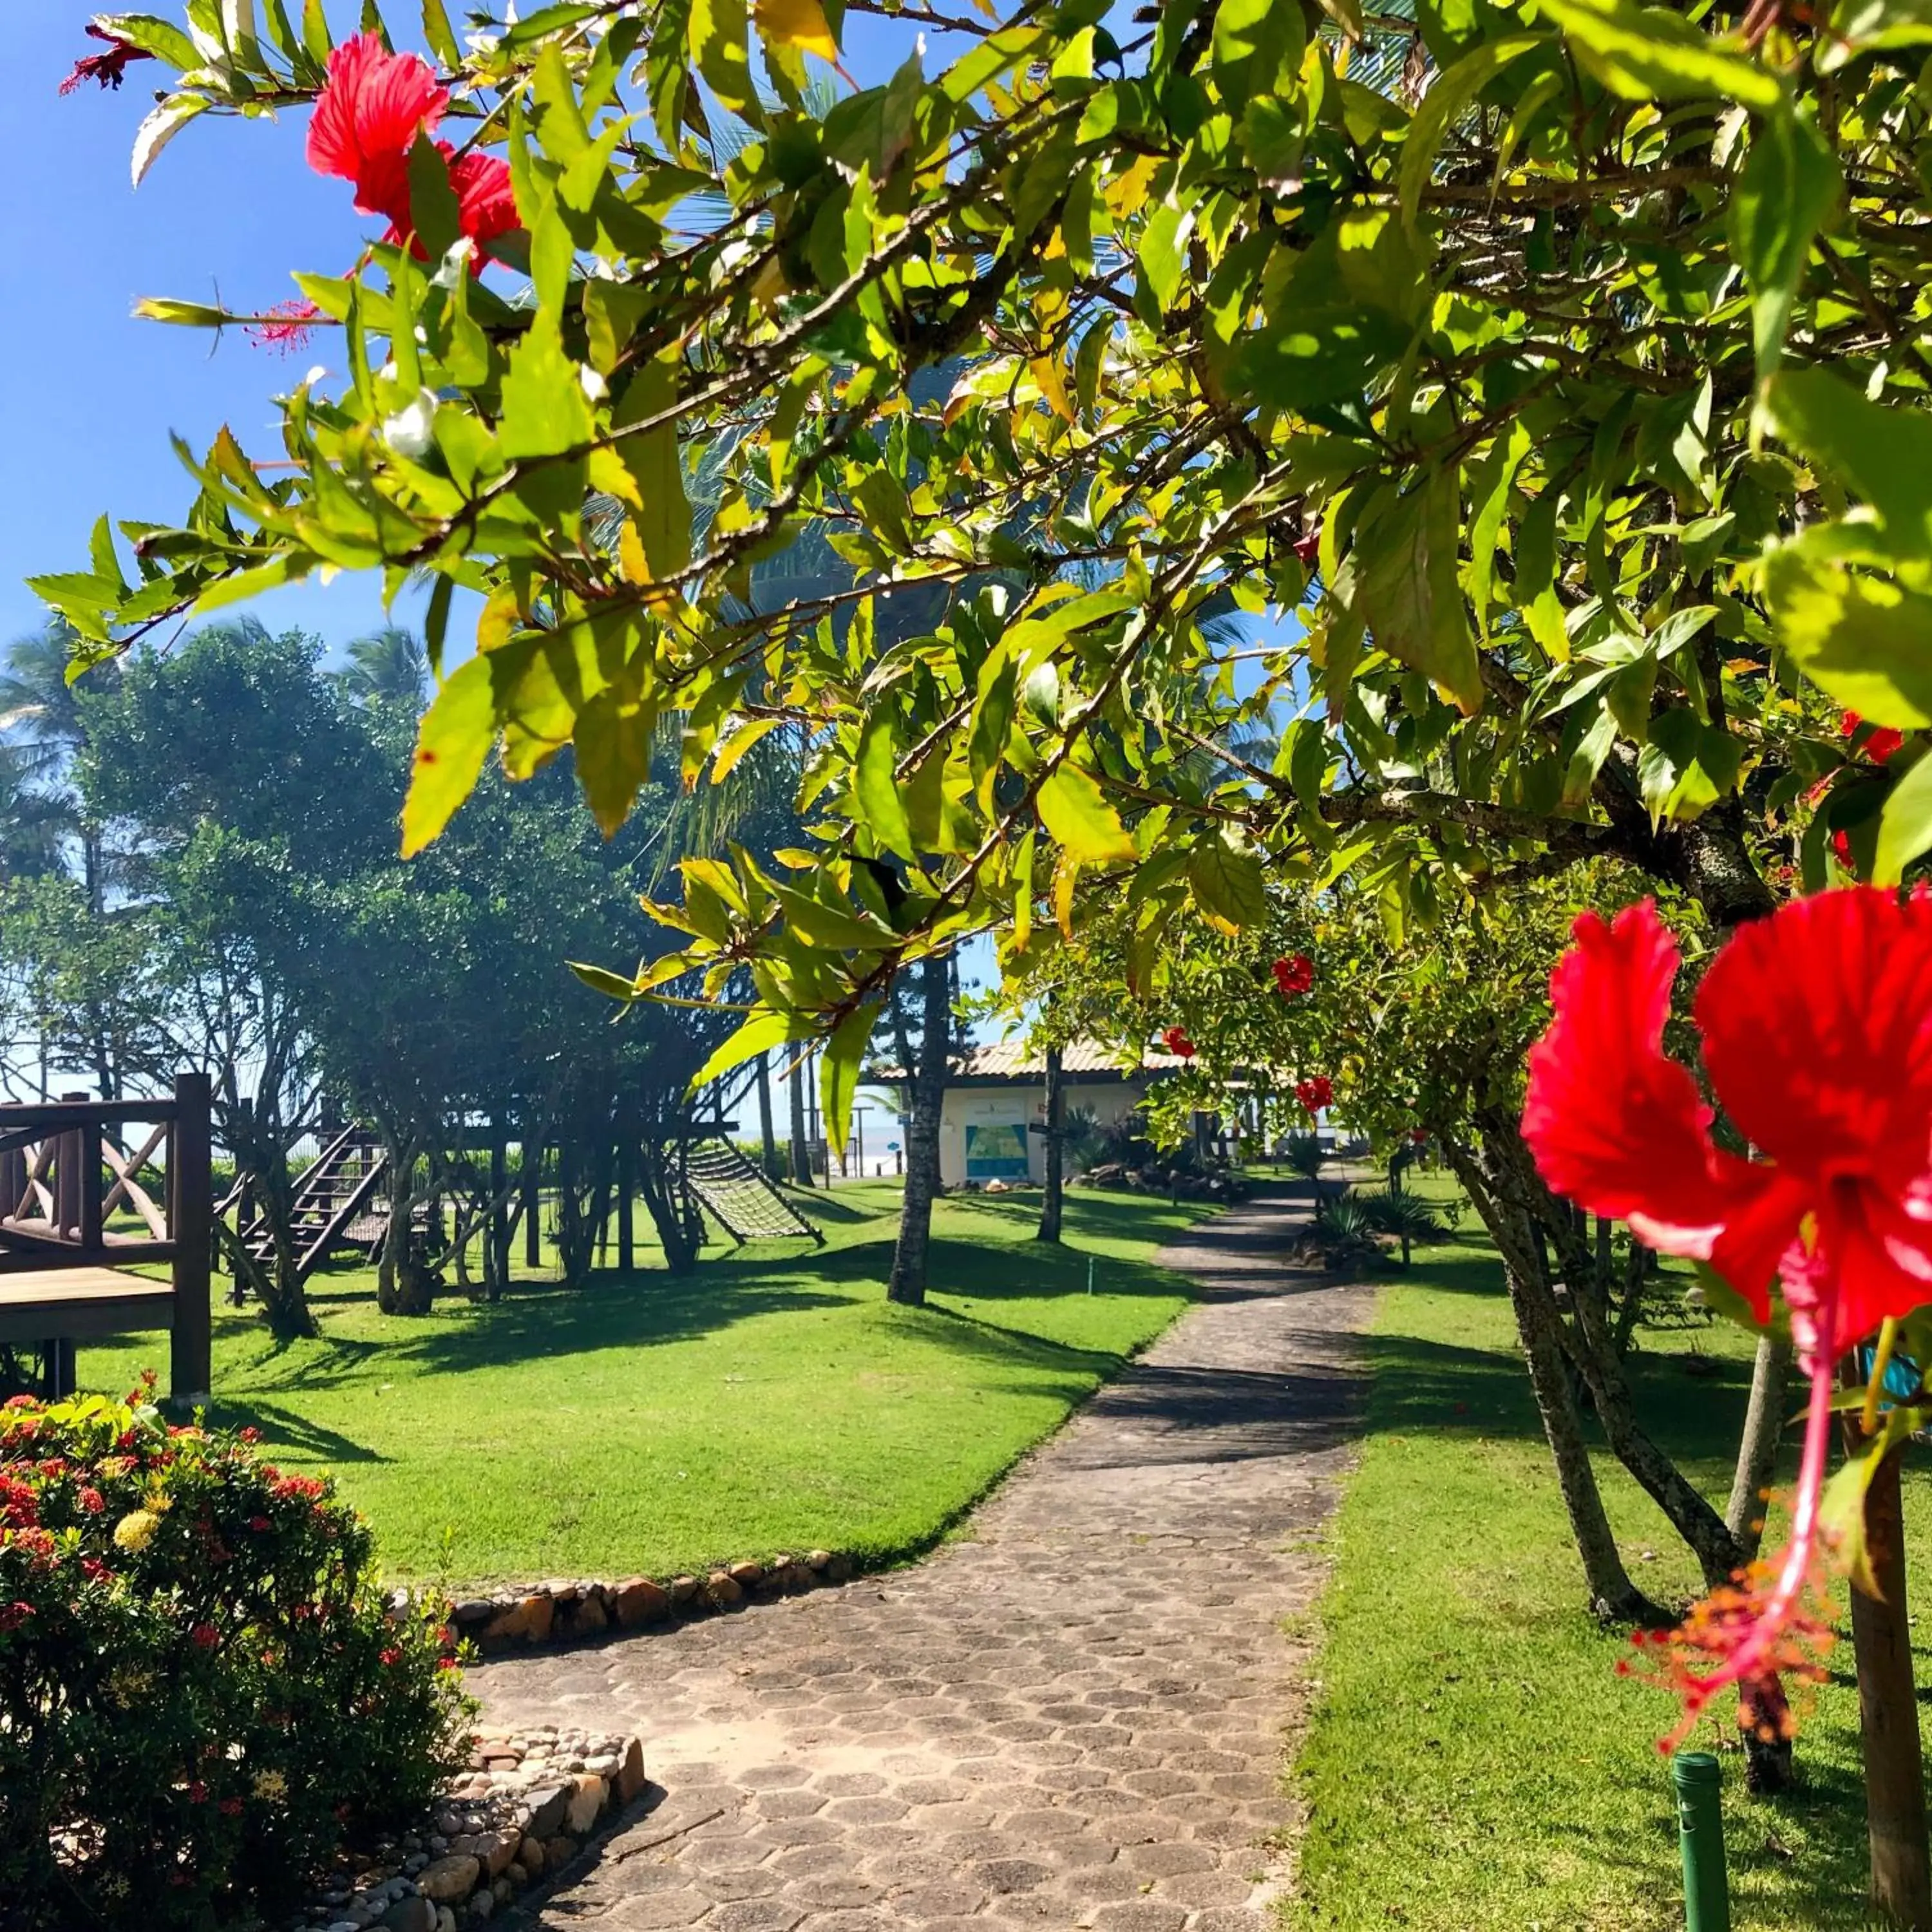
[1289,1181,1913,1932]
[80,1179,1204,1588]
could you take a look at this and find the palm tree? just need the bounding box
[338,627,429,711]
[0,621,115,911]
[0,746,68,881]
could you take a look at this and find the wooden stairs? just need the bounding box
[229,1124,389,1285]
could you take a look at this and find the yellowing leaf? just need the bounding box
[402,656,497,857]
[1038,764,1137,865]
[755,0,838,59]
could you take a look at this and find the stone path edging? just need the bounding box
[475,1188,1371,1932]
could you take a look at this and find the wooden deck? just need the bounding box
[0,1267,176,1347]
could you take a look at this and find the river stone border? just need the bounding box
[291,1725,647,1931]
[439,1548,855,1657]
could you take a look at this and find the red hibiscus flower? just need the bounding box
[1841,710,1906,766]
[1160,1026,1196,1060]
[59,24,153,95]
[189,1622,220,1651]
[307,33,520,260]
[1523,889,1932,1741]
[1272,954,1314,997]
[379,1645,404,1666]
[1294,1075,1332,1113]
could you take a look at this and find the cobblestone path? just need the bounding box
[478,1190,1370,1932]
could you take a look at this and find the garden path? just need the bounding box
[477,1188,1370,1932]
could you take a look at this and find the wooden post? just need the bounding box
[169,1072,213,1406]
[1840,1369,1932,1929]
[490,1124,508,1288]
[57,1092,88,1241]
[616,1117,636,1273]
[523,1132,542,1269]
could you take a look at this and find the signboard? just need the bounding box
[964,1120,1030,1180]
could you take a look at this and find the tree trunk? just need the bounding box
[1476,1106,1747,1589]
[1036,1043,1065,1245]
[637,1132,703,1275]
[787,1050,815,1188]
[376,1137,435,1315]
[887,952,951,1308]
[756,1051,781,1180]
[1445,1140,1663,1624]
[1727,1333,1794,1560]
[1840,1384,1932,1925]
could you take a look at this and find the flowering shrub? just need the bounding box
[0,1381,473,1929]
[1523,886,1932,1745]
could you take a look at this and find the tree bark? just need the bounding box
[755,1050,781,1179]
[1475,1106,1747,1589]
[1727,1333,1794,1560]
[1445,1140,1663,1624]
[1840,1393,1932,1926]
[887,952,951,1307]
[787,1050,815,1188]
[1036,1043,1065,1245]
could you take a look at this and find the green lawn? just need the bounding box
[82,1180,1203,1588]
[1291,1190,1911,1931]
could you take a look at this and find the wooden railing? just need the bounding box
[0,1074,213,1400]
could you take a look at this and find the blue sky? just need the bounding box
[1,5,949,658]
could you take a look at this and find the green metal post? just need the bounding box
[1673,1752,1730,1932]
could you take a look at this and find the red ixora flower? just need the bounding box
[1272,954,1314,998]
[1294,1075,1332,1114]
[59,24,153,95]
[189,1622,220,1651]
[306,33,520,261]
[1523,889,1932,1741]
[1160,1026,1197,1060]
[1841,710,1906,766]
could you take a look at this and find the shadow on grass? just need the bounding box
[201,1397,388,1465]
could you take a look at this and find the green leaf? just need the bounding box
[1137,197,1195,311]
[402,655,497,856]
[1352,470,1484,715]
[1637,710,1742,822]
[1730,106,1841,381]
[499,316,594,463]
[1763,538,1932,728]
[690,0,757,117]
[1531,0,1783,107]
[1875,751,1932,886]
[1038,765,1137,865]
[1819,1405,1920,1597]
[131,96,208,187]
[612,355,691,581]
[1764,369,1932,566]
[689,1007,808,1094]
[856,705,915,860]
[405,137,462,261]
[820,999,880,1159]
[569,960,643,1002]
[420,0,461,66]
[1188,835,1270,930]
[573,691,657,837]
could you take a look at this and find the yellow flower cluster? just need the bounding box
[111,1510,159,1553]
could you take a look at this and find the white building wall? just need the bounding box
[937,1081,1146,1188]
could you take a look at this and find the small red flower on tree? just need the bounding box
[306,33,520,260]
[1294,1075,1332,1113]
[1160,1026,1196,1059]
[1841,710,1906,765]
[59,24,153,95]
[1523,889,1932,1742]
[1272,954,1314,997]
